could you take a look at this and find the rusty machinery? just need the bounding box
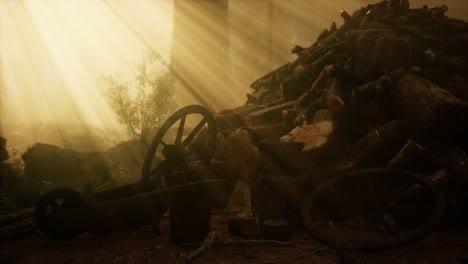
[34,105,227,240]
[34,105,445,250]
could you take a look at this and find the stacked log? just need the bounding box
[219,0,468,223]
[220,0,468,158]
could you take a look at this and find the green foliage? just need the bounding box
[103,51,174,143]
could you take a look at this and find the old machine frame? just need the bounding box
[34,105,446,250]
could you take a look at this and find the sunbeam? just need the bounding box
[1,0,174,149]
[1,0,467,150]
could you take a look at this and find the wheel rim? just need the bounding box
[35,187,83,239]
[302,168,446,250]
[141,105,217,183]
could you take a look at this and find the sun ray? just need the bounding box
[2,0,466,150]
[1,0,175,149]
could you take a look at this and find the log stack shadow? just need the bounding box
[218,0,468,228]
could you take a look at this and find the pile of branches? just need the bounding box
[217,0,468,218]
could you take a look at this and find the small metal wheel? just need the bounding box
[302,168,446,250]
[34,187,84,240]
[141,105,217,185]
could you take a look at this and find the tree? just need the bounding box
[103,51,174,143]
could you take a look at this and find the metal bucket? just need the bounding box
[169,192,211,246]
[227,204,261,238]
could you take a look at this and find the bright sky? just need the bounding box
[0,0,174,146]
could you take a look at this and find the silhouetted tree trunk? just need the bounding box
[171,0,232,111]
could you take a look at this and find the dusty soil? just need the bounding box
[0,213,467,264]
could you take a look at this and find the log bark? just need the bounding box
[391,74,468,146]
[329,65,364,86]
[351,67,416,103]
[218,104,264,116]
[349,120,414,167]
[281,47,340,101]
[297,65,334,107]
[327,79,348,112]
[346,29,413,80]
[288,41,342,75]
[280,109,335,152]
[335,7,368,40]
[246,101,297,125]
[340,10,351,22]
[247,87,272,105]
[246,123,291,143]
[216,114,248,132]
[425,49,468,74]
[387,140,440,173]
[250,63,291,91]
[293,78,345,127]
[316,29,330,42]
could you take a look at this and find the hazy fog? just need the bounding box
[1,0,467,150]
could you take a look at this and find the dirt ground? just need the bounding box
[0,213,467,264]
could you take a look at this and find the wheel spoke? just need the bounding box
[149,167,163,180]
[175,116,186,144]
[141,105,217,182]
[182,118,206,147]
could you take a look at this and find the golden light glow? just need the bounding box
[1,0,467,151]
[1,0,174,149]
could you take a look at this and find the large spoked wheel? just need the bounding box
[35,187,84,240]
[141,105,217,184]
[302,168,446,251]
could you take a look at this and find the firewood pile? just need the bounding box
[217,0,468,221]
